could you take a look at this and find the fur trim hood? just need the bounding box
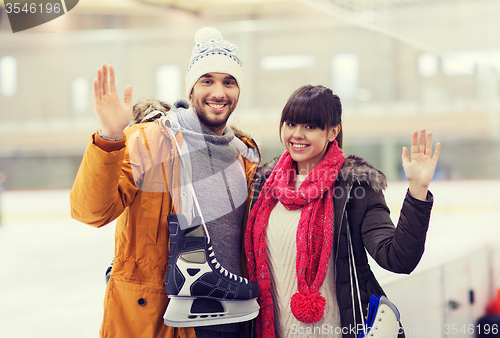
[255,154,387,192]
[340,155,387,192]
[230,125,251,141]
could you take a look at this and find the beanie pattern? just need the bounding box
[187,39,243,72]
[185,27,244,96]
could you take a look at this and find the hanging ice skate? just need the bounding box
[346,210,400,338]
[164,214,260,327]
[163,125,260,327]
[357,295,400,338]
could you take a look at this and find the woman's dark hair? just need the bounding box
[279,85,343,148]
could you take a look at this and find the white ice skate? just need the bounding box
[358,295,400,338]
[164,214,260,327]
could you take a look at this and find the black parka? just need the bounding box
[250,154,433,338]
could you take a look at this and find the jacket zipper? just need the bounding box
[333,183,353,335]
[334,184,353,267]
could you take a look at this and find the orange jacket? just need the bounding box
[70,118,260,338]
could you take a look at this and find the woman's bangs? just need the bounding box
[284,99,326,129]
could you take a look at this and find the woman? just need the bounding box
[245,85,440,338]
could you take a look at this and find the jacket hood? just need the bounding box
[255,154,387,192]
[230,125,250,141]
[340,155,387,192]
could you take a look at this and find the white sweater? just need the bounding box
[266,175,342,338]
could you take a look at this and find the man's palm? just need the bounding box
[93,64,133,139]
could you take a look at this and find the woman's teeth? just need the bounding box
[293,143,308,149]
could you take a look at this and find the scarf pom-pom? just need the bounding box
[290,292,326,323]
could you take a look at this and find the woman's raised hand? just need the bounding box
[402,129,441,201]
[93,64,133,139]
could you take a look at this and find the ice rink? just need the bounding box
[0,190,115,337]
[1,180,500,337]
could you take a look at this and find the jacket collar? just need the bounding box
[254,154,387,191]
[338,155,387,192]
[157,107,260,164]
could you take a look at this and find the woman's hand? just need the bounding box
[402,129,441,201]
[93,64,133,139]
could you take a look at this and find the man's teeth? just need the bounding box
[209,103,225,109]
[293,143,308,148]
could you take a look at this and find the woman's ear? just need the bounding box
[328,125,341,142]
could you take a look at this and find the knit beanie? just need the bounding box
[186,27,244,97]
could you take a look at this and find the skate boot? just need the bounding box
[358,295,400,338]
[164,214,260,327]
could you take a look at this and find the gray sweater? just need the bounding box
[175,108,247,333]
[176,108,247,277]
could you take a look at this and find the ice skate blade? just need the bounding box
[164,297,260,327]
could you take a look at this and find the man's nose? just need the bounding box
[211,82,225,100]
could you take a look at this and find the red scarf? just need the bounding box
[245,141,345,338]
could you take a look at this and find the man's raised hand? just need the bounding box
[93,64,133,139]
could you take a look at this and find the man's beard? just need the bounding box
[192,99,236,132]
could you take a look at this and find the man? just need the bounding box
[70,27,260,338]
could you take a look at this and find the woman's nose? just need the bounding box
[293,126,305,139]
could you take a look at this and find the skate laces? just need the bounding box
[172,134,249,285]
[207,242,249,284]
